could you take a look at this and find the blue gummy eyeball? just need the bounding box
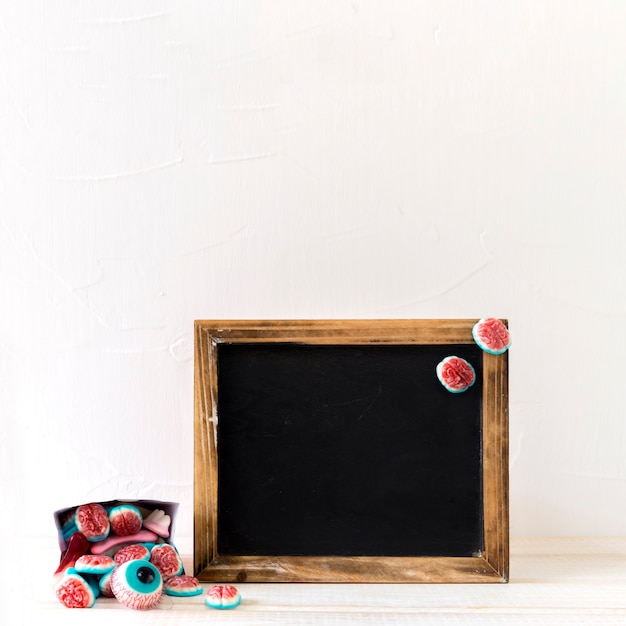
[111,560,163,610]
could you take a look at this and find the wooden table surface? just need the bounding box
[11,537,626,625]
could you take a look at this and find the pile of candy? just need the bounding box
[53,501,239,610]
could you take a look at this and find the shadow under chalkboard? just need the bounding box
[216,343,483,559]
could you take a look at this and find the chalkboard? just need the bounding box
[194,320,508,583]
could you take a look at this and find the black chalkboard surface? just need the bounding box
[217,343,483,558]
[194,320,509,583]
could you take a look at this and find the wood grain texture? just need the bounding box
[195,319,478,344]
[31,538,626,625]
[193,321,218,576]
[194,319,509,583]
[482,349,510,582]
[194,555,503,583]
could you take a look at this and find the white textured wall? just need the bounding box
[2,0,626,554]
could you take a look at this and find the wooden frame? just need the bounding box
[194,320,509,583]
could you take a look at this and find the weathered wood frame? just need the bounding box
[194,319,509,583]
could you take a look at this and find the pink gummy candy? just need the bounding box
[74,554,116,574]
[150,544,183,580]
[55,573,96,609]
[436,356,476,393]
[472,318,511,354]
[114,543,150,565]
[109,505,143,536]
[142,509,170,538]
[205,584,241,609]
[164,575,203,597]
[90,529,158,555]
[75,503,110,541]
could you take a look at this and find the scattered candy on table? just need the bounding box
[205,584,242,609]
[164,575,203,597]
[53,500,186,610]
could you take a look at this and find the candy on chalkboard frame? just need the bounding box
[472,317,511,354]
[436,355,476,393]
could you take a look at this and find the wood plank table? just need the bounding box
[13,537,626,625]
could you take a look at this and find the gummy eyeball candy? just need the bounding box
[110,560,163,610]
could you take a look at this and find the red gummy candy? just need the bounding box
[205,584,241,608]
[164,575,203,596]
[109,506,143,536]
[74,554,116,574]
[207,584,239,601]
[114,543,150,565]
[55,574,95,609]
[436,356,476,393]
[55,532,90,575]
[150,544,183,580]
[76,503,110,541]
[472,318,511,354]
